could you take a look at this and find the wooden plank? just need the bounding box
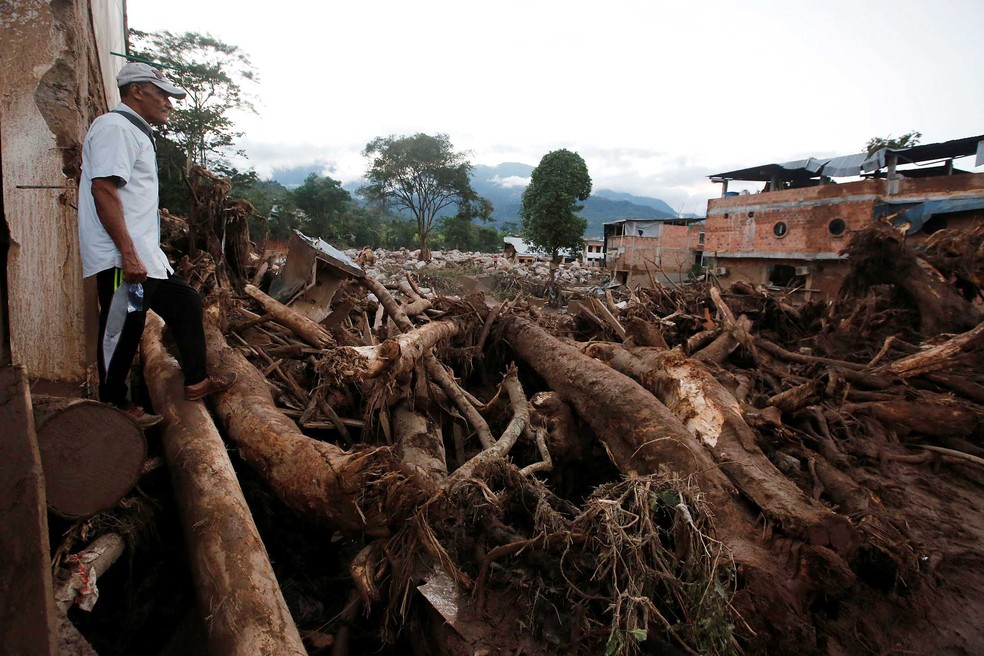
[0,365,58,655]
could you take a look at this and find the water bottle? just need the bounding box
[127,283,144,313]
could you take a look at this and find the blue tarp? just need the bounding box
[885,197,984,234]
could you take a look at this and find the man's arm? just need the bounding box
[91,176,147,283]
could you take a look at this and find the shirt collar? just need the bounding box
[113,102,153,132]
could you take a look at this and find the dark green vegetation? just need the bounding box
[520,149,593,262]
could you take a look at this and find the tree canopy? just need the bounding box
[359,133,491,260]
[129,30,257,174]
[520,149,592,263]
[865,130,922,156]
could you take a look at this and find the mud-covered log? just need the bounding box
[393,403,447,484]
[335,319,463,379]
[622,316,668,348]
[839,223,982,334]
[499,316,749,518]
[694,316,751,365]
[877,319,984,379]
[142,314,306,656]
[529,391,588,464]
[841,398,984,439]
[33,396,146,519]
[244,284,333,348]
[203,308,423,536]
[499,315,855,651]
[586,343,854,552]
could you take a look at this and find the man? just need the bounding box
[78,62,235,428]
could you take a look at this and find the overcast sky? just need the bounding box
[128,0,984,215]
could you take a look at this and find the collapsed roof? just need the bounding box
[709,134,984,183]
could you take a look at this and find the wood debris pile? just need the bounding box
[56,174,984,656]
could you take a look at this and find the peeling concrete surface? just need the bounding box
[0,1,123,384]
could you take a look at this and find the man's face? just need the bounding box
[131,83,174,125]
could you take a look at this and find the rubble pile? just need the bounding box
[53,173,984,656]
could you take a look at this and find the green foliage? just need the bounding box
[433,215,503,253]
[359,133,492,260]
[865,130,922,156]
[129,29,257,174]
[155,133,192,216]
[520,149,592,262]
[292,173,353,241]
[378,215,419,250]
[233,177,297,243]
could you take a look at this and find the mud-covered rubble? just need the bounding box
[50,171,984,656]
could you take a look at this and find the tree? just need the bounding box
[865,130,922,156]
[360,133,491,261]
[129,30,257,175]
[520,149,592,264]
[291,173,353,242]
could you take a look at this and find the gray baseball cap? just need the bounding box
[117,62,187,99]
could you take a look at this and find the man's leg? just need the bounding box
[144,275,208,385]
[95,268,147,407]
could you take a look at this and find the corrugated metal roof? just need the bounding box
[709,134,984,182]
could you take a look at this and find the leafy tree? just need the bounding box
[865,130,922,156]
[291,173,353,241]
[379,216,419,250]
[437,214,475,251]
[474,224,503,253]
[129,29,257,175]
[360,133,491,261]
[235,178,297,244]
[520,149,592,263]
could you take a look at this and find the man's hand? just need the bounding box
[92,176,147,282]
[121,251,148,283]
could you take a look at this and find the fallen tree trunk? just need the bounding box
[393,403,447,483]
[498,315,855,652]
[203,307,424,536]
[142,313,307,656]
[244,283,334,348]
[584,343,854,552]
[876,319,984,379]
[330,318,464,380]
[841,397,984,440]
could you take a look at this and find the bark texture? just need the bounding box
[142,313,307,656]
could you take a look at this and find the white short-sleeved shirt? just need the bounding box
[78,103,174,279]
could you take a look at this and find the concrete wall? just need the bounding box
[0,0,124,385]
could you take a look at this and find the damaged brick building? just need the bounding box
[602,217,705,287]
[704,134,984,300]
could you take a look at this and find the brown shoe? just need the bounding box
[185,372,238,401]
[123,405,164,429]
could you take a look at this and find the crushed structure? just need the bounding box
[704,134,984,299]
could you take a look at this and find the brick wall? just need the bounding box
[705,172,984,300]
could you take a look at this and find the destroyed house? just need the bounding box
[602,218,705,286]
[704,134,984,300]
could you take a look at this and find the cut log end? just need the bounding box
[35,399,147,519]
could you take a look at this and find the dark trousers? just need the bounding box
[96,268,207,407]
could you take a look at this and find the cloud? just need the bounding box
[491,175,531,189]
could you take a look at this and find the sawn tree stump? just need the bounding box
[33,397,146,519]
